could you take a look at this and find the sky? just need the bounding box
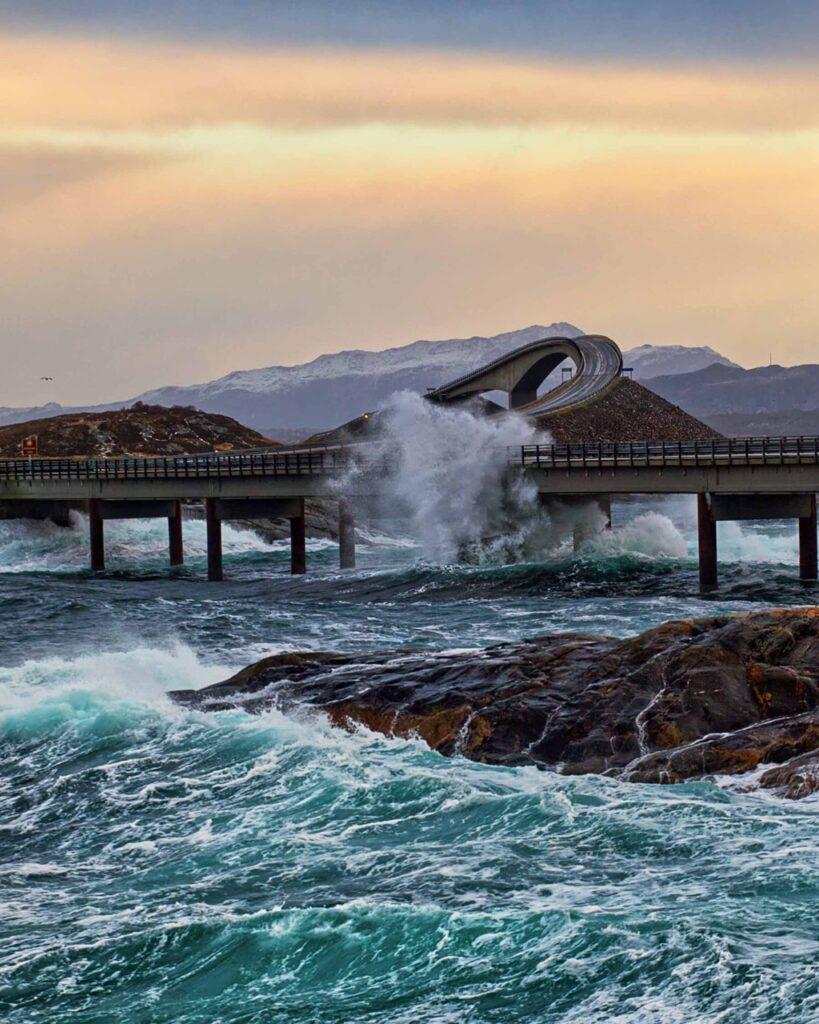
[1,1,818,406]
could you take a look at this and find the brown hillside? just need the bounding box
[305,378,722,446]
[537,378,723,442]
[0,404,278,458]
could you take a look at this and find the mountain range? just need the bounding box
[644,362,819,436]
[0,324,742,435]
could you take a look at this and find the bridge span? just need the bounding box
[0,436,817,587]
[426,333,622,413]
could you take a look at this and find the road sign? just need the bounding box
[20,435,38,456]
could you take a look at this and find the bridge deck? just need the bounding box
[516,437,819,470]
[0,438,817,501]
[0,436,817,478]
[0,437,815,583]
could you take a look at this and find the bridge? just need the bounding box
[426,333,622,413]
[0,436,817,587]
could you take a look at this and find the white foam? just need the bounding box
[0,643,228,715]
[340,390,548,562]
[0,513,283,574]
[581,512,689,560]
[716,521,799,566]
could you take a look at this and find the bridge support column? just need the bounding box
[168,500,184,567]
[339,499,356,569]
[697,493,717,590]
[799,495,817,581]
[88,499,105,572]
[205,498,223,582]
[290,498,306,575]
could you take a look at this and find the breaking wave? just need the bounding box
[339,390,548,562]
[2,644,818,1023]
[579,511,688,560]
[0,513,320,575]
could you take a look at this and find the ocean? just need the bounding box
[2,496,817,1023]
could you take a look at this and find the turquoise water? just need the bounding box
[1,497,817,1023]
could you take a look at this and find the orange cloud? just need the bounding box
[1,33,818,133]
[0,31,817,404]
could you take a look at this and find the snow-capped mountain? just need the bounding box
[0,325,745,434]
[137,323,583,406]
[624,344,738,379]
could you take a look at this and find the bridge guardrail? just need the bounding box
[514,437,819,470]
[0,446,352,482]
[0,436,817,483]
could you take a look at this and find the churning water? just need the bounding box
[1,498,817,1022]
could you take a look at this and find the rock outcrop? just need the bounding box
[539,377,722,443]
[172,609,819,796]
[0,404,276,458]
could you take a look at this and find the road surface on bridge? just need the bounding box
[425,334,623,414]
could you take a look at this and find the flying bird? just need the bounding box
[40,376,53,381]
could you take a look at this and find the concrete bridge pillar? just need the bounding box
[539,494,611,551]
[205,498,223,582]
[697,493,718,590]
[88,499,105,572]
[168,500,184,566]
[290,498,306,575]
[338,499,356,569]
[799,495,818,581]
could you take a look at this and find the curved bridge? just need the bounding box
[425,334,623,415]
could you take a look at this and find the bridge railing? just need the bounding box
[0,445,353,482]
[1,436,818,483]
[513,436,819,469]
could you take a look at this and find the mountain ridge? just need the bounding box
[0,324,749,433]
[642,362,819,419]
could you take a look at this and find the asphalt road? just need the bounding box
[428,334,623,417]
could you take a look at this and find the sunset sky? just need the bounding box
[2,1,818,406]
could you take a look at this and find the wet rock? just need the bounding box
[758,750,819,799]
[237,499,343,543]
[171,609,819,794]
[185,498,368,543]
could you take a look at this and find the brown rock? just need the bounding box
[0,404,277,458]
[171,608,819,795]
[758,751,819,799]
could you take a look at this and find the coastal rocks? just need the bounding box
[171,609,819,795]
[542,377,723,443]
[237,499,344,543]
[0,404,275,458]
[758,750,819,799]
[184,499,365,544]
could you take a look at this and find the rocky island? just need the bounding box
[172,608,819,799]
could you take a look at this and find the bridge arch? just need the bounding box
[426,334,623,415]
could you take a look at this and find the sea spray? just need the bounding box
[337,392,693,565]
[580,511,689,560]
[339,391,554,562]
[0,514,293,574]
[717,519,800,565]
